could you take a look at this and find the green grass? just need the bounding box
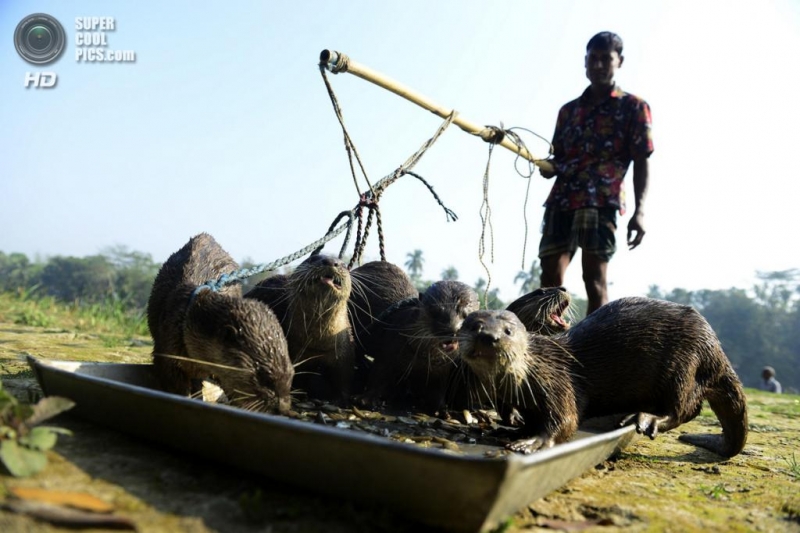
[700,483,730,500]
[761,400,800,419]
[0,290,149,341]
[785,452,800,480]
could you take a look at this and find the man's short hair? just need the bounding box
[586,32,623,55]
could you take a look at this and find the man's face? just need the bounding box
[584,48,623,87]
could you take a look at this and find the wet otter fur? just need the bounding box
[348,260,419,349]
[243,273,290,320]
[458,298,748,458]
[147,233,294,414]
[245,254,354,402]
[506,286,572,335]
[358,280,479,413]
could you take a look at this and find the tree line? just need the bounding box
[0,247,159,310]
[646,271,800,394]
[1,248,797,393]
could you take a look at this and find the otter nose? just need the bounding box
[448,316,465,334]
[474,327,500,346]
[277,396,292,416]
[317,256,341,268]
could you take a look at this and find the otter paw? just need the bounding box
[505,436,554,455]
[620,412,660,439]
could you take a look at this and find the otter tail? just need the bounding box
[678,371,748,457]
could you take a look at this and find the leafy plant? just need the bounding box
[489,517,515,533]
[701,483,730,500]
[0,381,74,477]
[15,307,53,328]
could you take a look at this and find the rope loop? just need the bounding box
[327,52,350,74]
[193,76,460,291]
[478,125,506,145]
[400,170,458,222]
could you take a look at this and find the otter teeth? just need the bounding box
[320,275,342,289]
[441,340,458,353]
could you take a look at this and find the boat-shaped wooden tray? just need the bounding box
[28,356,636,532]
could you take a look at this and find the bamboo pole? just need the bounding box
[319,50,554,174]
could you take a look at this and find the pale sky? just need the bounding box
[2,0,799,303]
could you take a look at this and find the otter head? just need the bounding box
[289,254,352,310]
[417,281,479,362]
[185,291,295,415]
[457,310,530,385]
[506,286,571,335]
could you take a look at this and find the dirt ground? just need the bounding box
[1,320,799,533]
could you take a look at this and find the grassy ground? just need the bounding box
[0,293,798,532]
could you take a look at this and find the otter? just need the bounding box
[347,260,419,392]
[245,254,354,402]
[506,286,572,335]
[243,273,290,320]
[457,298,748,458]
[348,260,419,348]
[147,233,294,414]
[358,280,479,413]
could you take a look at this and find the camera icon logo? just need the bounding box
[14,13,66,65]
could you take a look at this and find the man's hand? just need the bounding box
[627,211,645,249]
[538,160,557,179]
[539,167,556,179]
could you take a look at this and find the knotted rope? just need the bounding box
[477,137,497,308]
[194,111,457,298]
[319,52,458,266]
[319,53,373,197]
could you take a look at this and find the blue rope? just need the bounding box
[190,219,351,301]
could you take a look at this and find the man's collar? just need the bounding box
[580,84,625,103]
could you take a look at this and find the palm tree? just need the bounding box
[474,278,487,294]
[405,249,424,280]
[514,259,542,295]
[485,287,505,310]
[473,277,504,309]
[441,266,459,281]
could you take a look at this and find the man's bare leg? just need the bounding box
[582,252,608,314]
[540,252,572,288]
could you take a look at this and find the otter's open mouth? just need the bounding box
[320,273,343,291]
[550,300,571,329]
[551,313,568,328]
[440,339,458,353]
[464,343,498,361]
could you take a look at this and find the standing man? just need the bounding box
[539,31,653,315]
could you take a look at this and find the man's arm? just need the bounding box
[541,107,567,180]
[626,155,649,249]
